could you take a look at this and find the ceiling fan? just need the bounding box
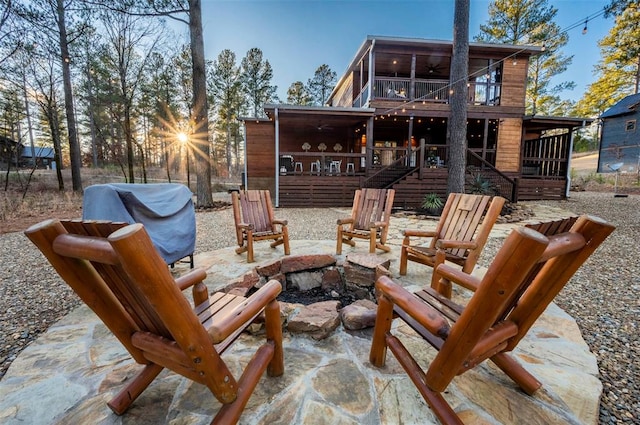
[426,64,445,74]
[312,122,333,131]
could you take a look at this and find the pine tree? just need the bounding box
[286,81,312,105]
[574,3,639,117]
[476,0,574,115]
[307,64,336,106]
[208,49,243,176]
[447,0,470,194]
[240,48,278,118]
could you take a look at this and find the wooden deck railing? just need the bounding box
[466,150,516,201]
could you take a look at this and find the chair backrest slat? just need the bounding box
[237,190,273,233]
[353,189,394,230]
[437,194,496,258]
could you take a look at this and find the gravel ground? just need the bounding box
[1,191,638,423]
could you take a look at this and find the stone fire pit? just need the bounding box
[218,253,391,339]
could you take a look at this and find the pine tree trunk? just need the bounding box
[189,0,214,207]
[56,0,82,192]
[446,0,470,195]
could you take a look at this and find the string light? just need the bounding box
[582,18,589,35]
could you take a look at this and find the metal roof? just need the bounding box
[600,93,640,119]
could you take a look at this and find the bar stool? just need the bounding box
[294,162,303,173]
[346,163,355,174]
[310,161,320,174]
[329,160,341,175]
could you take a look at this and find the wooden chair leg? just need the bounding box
[212,344,275,425]
[264,300,284,377]
[399,245,409,275]
[369,228,377,253]
[386,334,463,425]
[430,250,452,298]
[491,352,542,396]
[369,294,394,367]
[107,363,164,415]
[282,228,290,256]
[336,226,343,255]
[247,232,254,263]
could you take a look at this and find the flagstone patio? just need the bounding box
[0,214,601,424]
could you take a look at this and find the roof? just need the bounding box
[600,93,640,119]
[523,116,594,131]
[21,146,54,159]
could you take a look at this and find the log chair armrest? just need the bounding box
[435,263,481,292]
[402,229,438,238]
[337,218,354,225]
[208,279,282,342]
[175,268,207,291]
[376,276,450,338]
[237,223,254,231]
[435,239,478,250]
[272,219,288,226]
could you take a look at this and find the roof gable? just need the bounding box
[600,93,640,119]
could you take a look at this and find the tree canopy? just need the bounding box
[476,0,575,115]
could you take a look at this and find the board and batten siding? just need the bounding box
[495,118,522,172]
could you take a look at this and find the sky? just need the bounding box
[188,0,614,102]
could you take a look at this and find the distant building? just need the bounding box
[0,135,20,170]
[598,93,640,174]
[20,145,56,169]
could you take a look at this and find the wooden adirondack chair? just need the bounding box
[336,188,395,255]
[370,215,614,425]
[232,190,290,263]
[25,219,284,425]
[399,193,505,297]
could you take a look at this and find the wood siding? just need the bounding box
[495,118,522,172]
[599,114,640,173]
[245,121,275,193]
[277,170,566,207]
[331,73,354,108]
[517,177,566,200]
[499,58,528,108]
[279,175,362,207]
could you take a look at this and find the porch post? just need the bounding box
[242,121,248,190]
[366,116,374,170]
[419,138,425,179]
[367,43,375,105]
[410,54,416,100]
[565,123,582,198]
[274,108,280,207]
[407,115,414,166]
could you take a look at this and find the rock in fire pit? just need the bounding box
[219,253,390,339]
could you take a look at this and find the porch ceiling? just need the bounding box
[523,116,594,132]
[264,105,374,134]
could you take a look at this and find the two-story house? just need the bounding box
[242,35,591,207]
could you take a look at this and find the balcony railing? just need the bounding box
[369,77,501,106]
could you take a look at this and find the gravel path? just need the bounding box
[1,191,637,423]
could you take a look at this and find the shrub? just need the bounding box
[421,193,444,210]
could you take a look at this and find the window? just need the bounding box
[626,120,636,132]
